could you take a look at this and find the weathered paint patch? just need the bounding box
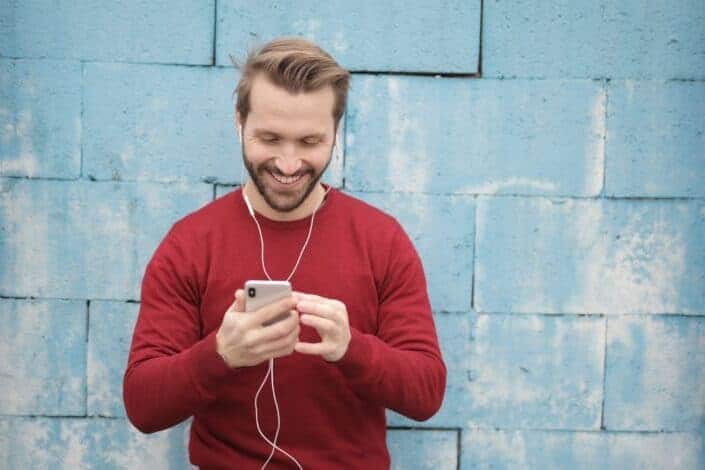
[0,299,86,415]
[88,301,140,417]
[476,197,705,314]
[605,315,705,431]
[0,1,214,64]
[346,76,604,196]
[83,63,240,184]
[0,417,191,468]
[388,429,457,470]
[216,0,480,73]
[466,314,604,429]
[606,80,705,197]
[483,0,705,78]
[461,429,705,469]
[0,59,81,178]
[0,179,211,299]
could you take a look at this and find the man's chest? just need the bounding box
[198,234,380,338]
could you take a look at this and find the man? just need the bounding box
[123,37,446,469]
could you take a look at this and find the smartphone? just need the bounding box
[244,280,292,326]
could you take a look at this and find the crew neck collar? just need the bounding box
[235,183,337,230]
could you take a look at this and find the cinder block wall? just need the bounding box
[1,1,704,468]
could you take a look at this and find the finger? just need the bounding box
[295,293,344,311]
[246,296,298,327]
[254,324,300,357]
[293,292,325,302]
[300,314,336,335]
[250,311,299,344]
[294,341,335,357]
[296,299,337,319]
[225,290,243,314]
[234,289,245,312]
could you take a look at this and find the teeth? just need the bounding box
[271,172,303,185]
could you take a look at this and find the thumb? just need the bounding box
[227,289,245,313]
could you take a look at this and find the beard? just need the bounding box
[242,145,331,213]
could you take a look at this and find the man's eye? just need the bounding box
[261,137,279,144]
[302,139,320,145]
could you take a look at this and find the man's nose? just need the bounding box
[275,144,303,175]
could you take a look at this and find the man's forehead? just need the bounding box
[248,74,335,116]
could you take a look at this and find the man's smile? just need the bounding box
[269,170,305,185]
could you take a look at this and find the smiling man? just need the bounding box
[123,38,446,469]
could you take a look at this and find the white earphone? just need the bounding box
[242,184,331,470]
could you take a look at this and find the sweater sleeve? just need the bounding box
[123,229,235,433]
[334,224,447,421]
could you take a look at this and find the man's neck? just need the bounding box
[243,181,326,222]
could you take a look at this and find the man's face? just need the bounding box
[239,75,336,213]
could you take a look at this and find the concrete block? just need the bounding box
[0,0,214,64]
[0,417,190,468]
[346,76,605,196]
[388,429,458,470]
[0,178,211,299]
[483,0,705,78]
[83,63,240,183]
[0,59,81,178]
[353,192,474,312]
[0,299,86,415]
[87,301,139,417]
[460,429,705,469]
[469,314,603,429]
[606,80,705,197]
[605,315,705,431]
[216,0,480,73]
[475,197,705,314]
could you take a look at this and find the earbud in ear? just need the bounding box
[237,126,243,141]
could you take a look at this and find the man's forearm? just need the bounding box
[335,328,447,421]
[123,331,234,433]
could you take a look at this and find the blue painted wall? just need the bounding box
[2,1,704,468]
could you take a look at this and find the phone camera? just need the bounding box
[248,287,256,298]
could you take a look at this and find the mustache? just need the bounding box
[261,162,314,178]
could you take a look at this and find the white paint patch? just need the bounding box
[293,18,321,41]
[611,316,705,429]
[386,78,429,192]
[570,202,687,313]
[60,421,88,470]
[332,30,349,53]
[586,87,606,195]
[460,177,557,195]
[464,430,528,466]
[624,79,635,102]
[0,178,51,294]
[87,352,116,415]
[1,108,38,176]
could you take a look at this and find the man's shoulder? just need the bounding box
[332,190,408,249]
[334,190,401,231]
[168,187,240,240]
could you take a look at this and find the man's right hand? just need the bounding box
[215,289,300,368]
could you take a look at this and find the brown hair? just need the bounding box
[233,38,351,129]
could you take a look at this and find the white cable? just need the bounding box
[245,183,331,470]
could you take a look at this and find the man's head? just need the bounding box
[234,38,350,214]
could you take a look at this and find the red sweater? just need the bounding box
[123,187,446,469]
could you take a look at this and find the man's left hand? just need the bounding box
[294,293,351,362]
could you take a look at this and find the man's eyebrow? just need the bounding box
[252,129,280,136]
[252,129,326,139]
